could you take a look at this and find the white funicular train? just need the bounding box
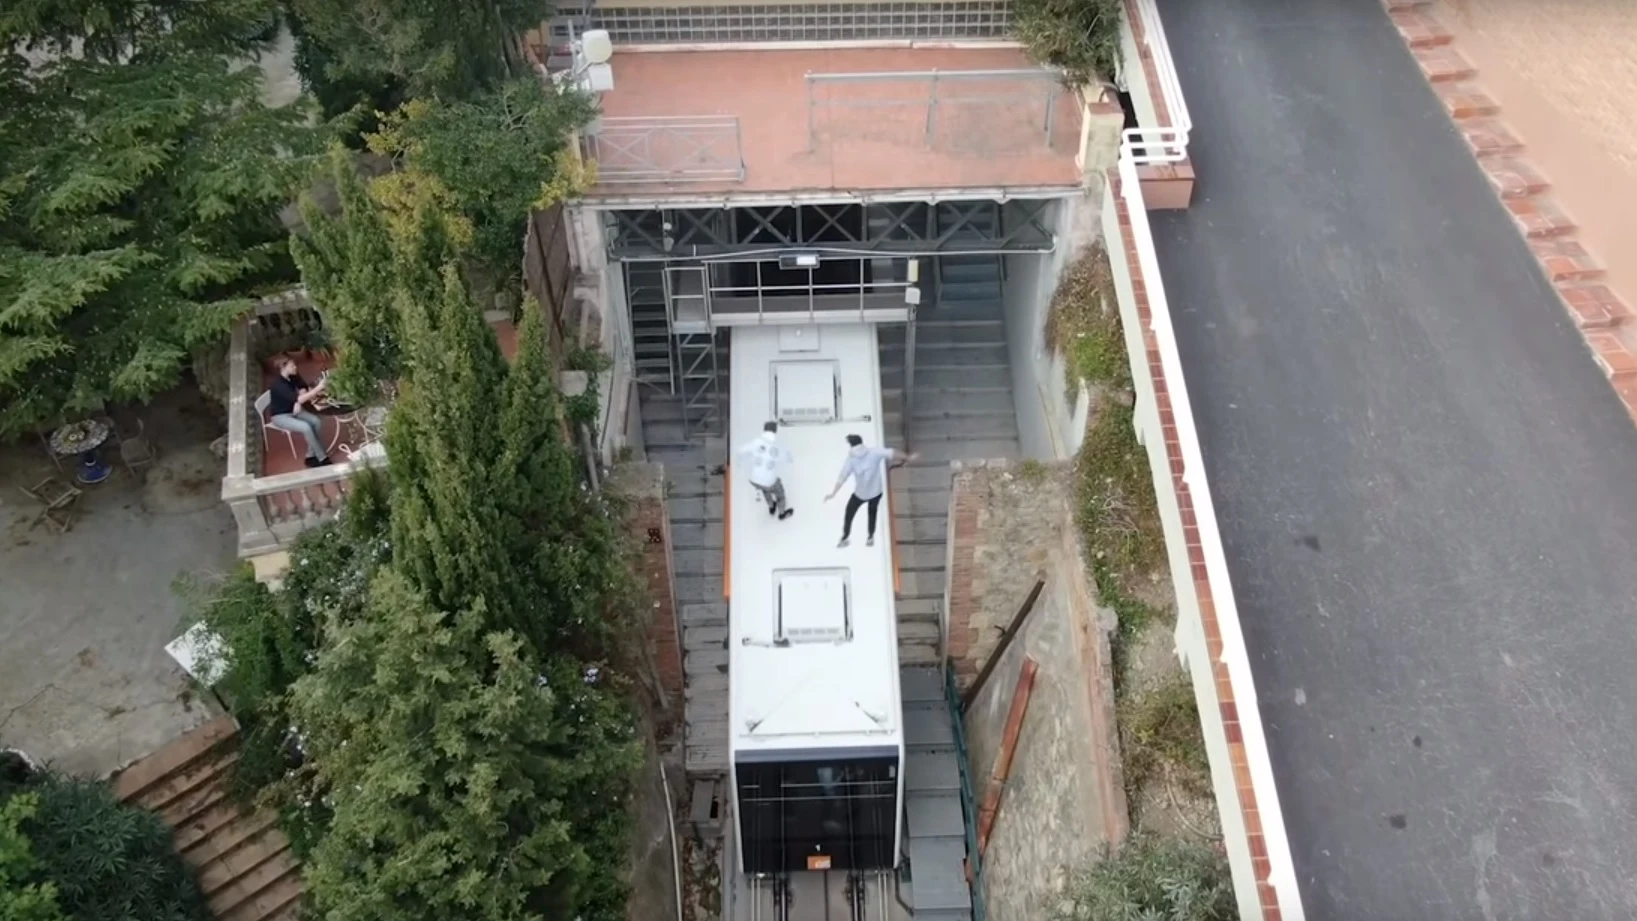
[727,322,905,888]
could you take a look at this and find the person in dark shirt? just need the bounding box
[268,356,332,467]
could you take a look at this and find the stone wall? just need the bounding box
[944,460,1076,681]
[947,460,1128,921]
[610,462,684,713]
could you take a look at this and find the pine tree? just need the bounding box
[291,568,591,921]
[282,0,541,101]
[290,147,403,402]
[0,2,323,436]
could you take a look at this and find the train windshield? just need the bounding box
[737,754,899,874]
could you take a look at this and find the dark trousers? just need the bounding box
[842,494,881,540]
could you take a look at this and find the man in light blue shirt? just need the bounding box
[824,434,917,548]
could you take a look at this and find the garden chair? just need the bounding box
[115,417,158,475]
[254,390,301,459]
[20,475,82,535]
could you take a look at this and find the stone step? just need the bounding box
[896,544,949,570]
[682,602,729,627]
[677,575,724,605]
[879,323,1004,347]
[898,643,942,667]
[196,828,289,898]
[905,752,961,792]
[1532,239,1604,283]
[898,619,942,648]
[174,797,251,855]
[684,624,729,650]
[686,743,728,776]
[900,666,944,703]
[896,597,942,621]
[891,517,950,543]
[893,464,956,490]
[670,522,725,551]
[1460,118,1523,159]
[912,439,1022,463]
[669,495,726,523]
[685,673,729,697]
[882,366,1014,391]
[903,415,1021,440]
[157,771,231,830]
[907,790,966,839]
[898,569,946,600]
[208,848,300,921]
[685,646,728,672]
[183,809,280,870]
[131,746,239,817]
[906,391,1019,416]
[672,549,725,577]
[113,716,238,802]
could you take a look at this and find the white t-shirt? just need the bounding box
[736,432,792,488]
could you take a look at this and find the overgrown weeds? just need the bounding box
[1120,674,1211,801]
[1054,835,1236,921]
[1045,242,1124,399]
[1013,0,1124,89]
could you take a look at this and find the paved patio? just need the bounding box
[0,388,234,778]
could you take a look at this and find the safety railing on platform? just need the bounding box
[805,68,1067,156]
[1110,134,1301,920]
[944,664,988,921]
[583,115,747,185]
[1128,0,1192,144]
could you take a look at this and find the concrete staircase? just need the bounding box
[112,717,303,921]
[879,238,1022,666]
[901,666,975,921]
[640,376,733,780]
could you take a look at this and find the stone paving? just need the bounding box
[0,389,233,777]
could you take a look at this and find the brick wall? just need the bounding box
[610,463,684,712]
[943,459,1076,683]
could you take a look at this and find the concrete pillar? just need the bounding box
[1077,89,1127,182]
[221,477,279,557]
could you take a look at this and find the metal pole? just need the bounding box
[903,301,917,428]
[806,74,817,152]
[924,70,939,149]
[1043,83,1057,146]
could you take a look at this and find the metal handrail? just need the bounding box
[805,68,1066,152]
[1131,0,1192,141]
[944,663,987,921]
[584,115,746,184]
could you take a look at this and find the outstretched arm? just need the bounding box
[825,459,850,501]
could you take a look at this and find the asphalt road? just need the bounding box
[1147,1,1637,918]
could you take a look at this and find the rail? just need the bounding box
[583,116,747,185]
[1110,137,1301,920]
[944,663,987,921]
[1128,0,1192,143]
[805,68,1066,152]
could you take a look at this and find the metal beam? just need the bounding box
[606,200,1055,259]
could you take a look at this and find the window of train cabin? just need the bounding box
[736,755,899,874]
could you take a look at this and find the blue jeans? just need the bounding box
[270,411,326,459]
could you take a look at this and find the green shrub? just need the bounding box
[1013,0,1124,87]
[1057,836,1236,921]
[1121,675,1211,800]
[0,793,67,921]
[5,774,212,921]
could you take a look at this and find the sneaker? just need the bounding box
[837,538,849,548]
[769,503,777,516]
[866,535,875,547]
[778,509,794,520]
[304,457,321,468]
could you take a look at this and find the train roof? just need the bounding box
[726,323,904,760]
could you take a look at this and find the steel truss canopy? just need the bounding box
[606,199,1055,260]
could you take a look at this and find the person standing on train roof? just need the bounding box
[825,434,918,548]
[735,421,795,520]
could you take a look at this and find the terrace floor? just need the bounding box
[587,46,1083,199]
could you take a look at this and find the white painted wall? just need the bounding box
[1003,194,1099,460]
[1118,10,1160,130]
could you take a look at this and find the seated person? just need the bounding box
[269,356,332,467]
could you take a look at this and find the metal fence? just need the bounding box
[805,69,1067,157]
[583,116,747,185]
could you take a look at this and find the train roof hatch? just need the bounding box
[775,570,851,646]
[772,360,838,424]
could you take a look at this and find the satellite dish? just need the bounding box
[580,30,613,66]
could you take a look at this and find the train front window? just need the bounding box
[737,754,899,874]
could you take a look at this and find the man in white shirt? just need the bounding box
[824,434,917,548]
[735,421,795,520]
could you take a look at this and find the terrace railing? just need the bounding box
[583,116,747,185]
[220,289,387,558]
[805,68,1068,157]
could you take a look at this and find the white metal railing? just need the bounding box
[702,257,915,326]
[1113,137,1302,921]
[1128,0,1191,147]
[584,115,747,185]
[805,68,1066,153]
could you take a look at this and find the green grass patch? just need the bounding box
[1055,834,1236,921]
[1045,242,1125,397]
[1120,674,1212,801]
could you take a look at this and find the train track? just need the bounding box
[746,869,892,921]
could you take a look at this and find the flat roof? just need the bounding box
[588,46,1083,198]
[727,323,903,758]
